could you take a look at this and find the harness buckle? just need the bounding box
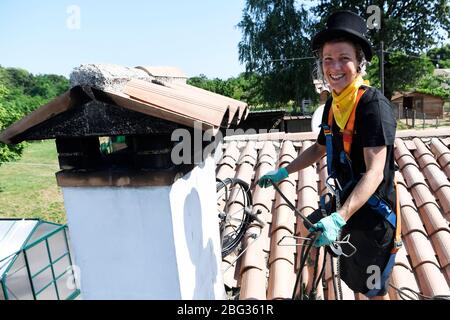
[392,240,403,252]
[325,176,342,195]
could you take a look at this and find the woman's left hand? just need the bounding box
[309,212,346,247]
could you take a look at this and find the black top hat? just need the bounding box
[312,10,373,61]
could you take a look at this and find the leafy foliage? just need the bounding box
[366,52,434,94]
[427,44,450,68]
[0,84,26,165]
[415,75,450,99]
[187,72,265,107]
[237,0,317,111]
[0,66,69,165]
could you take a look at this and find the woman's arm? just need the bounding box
[337,145,387,221]
[285,142,326,174]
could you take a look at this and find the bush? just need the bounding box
[0,101,26,165]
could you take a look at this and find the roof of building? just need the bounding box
[391,91,445,101]
[434,69,450,78]
[135,66,188,79]
[0,65,249,144]
[216,128,450,300]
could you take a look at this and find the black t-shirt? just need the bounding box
[317,86,397,209]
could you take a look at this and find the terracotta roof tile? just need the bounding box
[429,230,450,271]
[415,263,450,297]
[389,265,421,299]
[267,258,296,299]
[430,138,450,179]
[256,141,278,168]
[269,228,296,265]
[271,203,296,235]
[239,225,269,299]
[394,245,413,271]
[237,141,258,167]
[253,170,276,214]
[403,231,440,268]
[240,267,267,300]
[222,254,241,289]
[274,180,297,208]
[218,133,450,300]
[125,79,247,128]
[418,203,450,235]
[403,139,417,151]
[444,265,450,285]
[412,138,450,216]
[216,141,239,180]
[395,140,420,170]
[355,292,369,300]
[401,205,428,236]
[279,140,297,166]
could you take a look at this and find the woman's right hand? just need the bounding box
[257,167,288,188]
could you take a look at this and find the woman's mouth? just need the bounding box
[329,74,345,81]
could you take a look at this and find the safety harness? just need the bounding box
[321,87,402,297]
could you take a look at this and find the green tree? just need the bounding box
[0,84,26,166]
[313,0,450,99]
[237,0,316,112]
[427,44,450,68]
[366,52,434,94]
[415,75,450,99]
[0,66,69,165]
[188,73,265,107]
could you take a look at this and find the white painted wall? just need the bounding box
[170,155,225,299]
[62,155,224,299]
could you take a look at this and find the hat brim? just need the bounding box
[312,29,373,61]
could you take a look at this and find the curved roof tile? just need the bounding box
[218,131,450,300]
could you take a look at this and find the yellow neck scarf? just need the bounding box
[331,76,367,130]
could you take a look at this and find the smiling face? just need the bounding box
[321,41,360,95]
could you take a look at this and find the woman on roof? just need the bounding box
[258,10,398,299]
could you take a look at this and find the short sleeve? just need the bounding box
[358,96,396,147]
[317,101,331,146]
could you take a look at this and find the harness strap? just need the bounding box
[392,177,402,253]
[365,252,397,298]
[327,88,366,155]
[323,126,334,177]
[364,177,402,297]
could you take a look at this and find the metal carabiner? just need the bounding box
[325,175,343,195]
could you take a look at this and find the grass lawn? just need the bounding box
[0,140,66,224]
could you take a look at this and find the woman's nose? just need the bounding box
[326,60,343,69]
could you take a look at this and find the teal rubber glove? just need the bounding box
[257,167,289,188]
[308,212,346,247]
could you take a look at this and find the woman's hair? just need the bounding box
[313,37,368,84]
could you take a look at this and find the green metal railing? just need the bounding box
[0,223,80,300]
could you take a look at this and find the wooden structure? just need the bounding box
[391,91,445,119]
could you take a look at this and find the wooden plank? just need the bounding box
[56,166,194,187]
[0,86,89,144]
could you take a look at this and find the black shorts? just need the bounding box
[306,202,394,296]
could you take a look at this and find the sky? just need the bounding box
[0,1,251,79]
